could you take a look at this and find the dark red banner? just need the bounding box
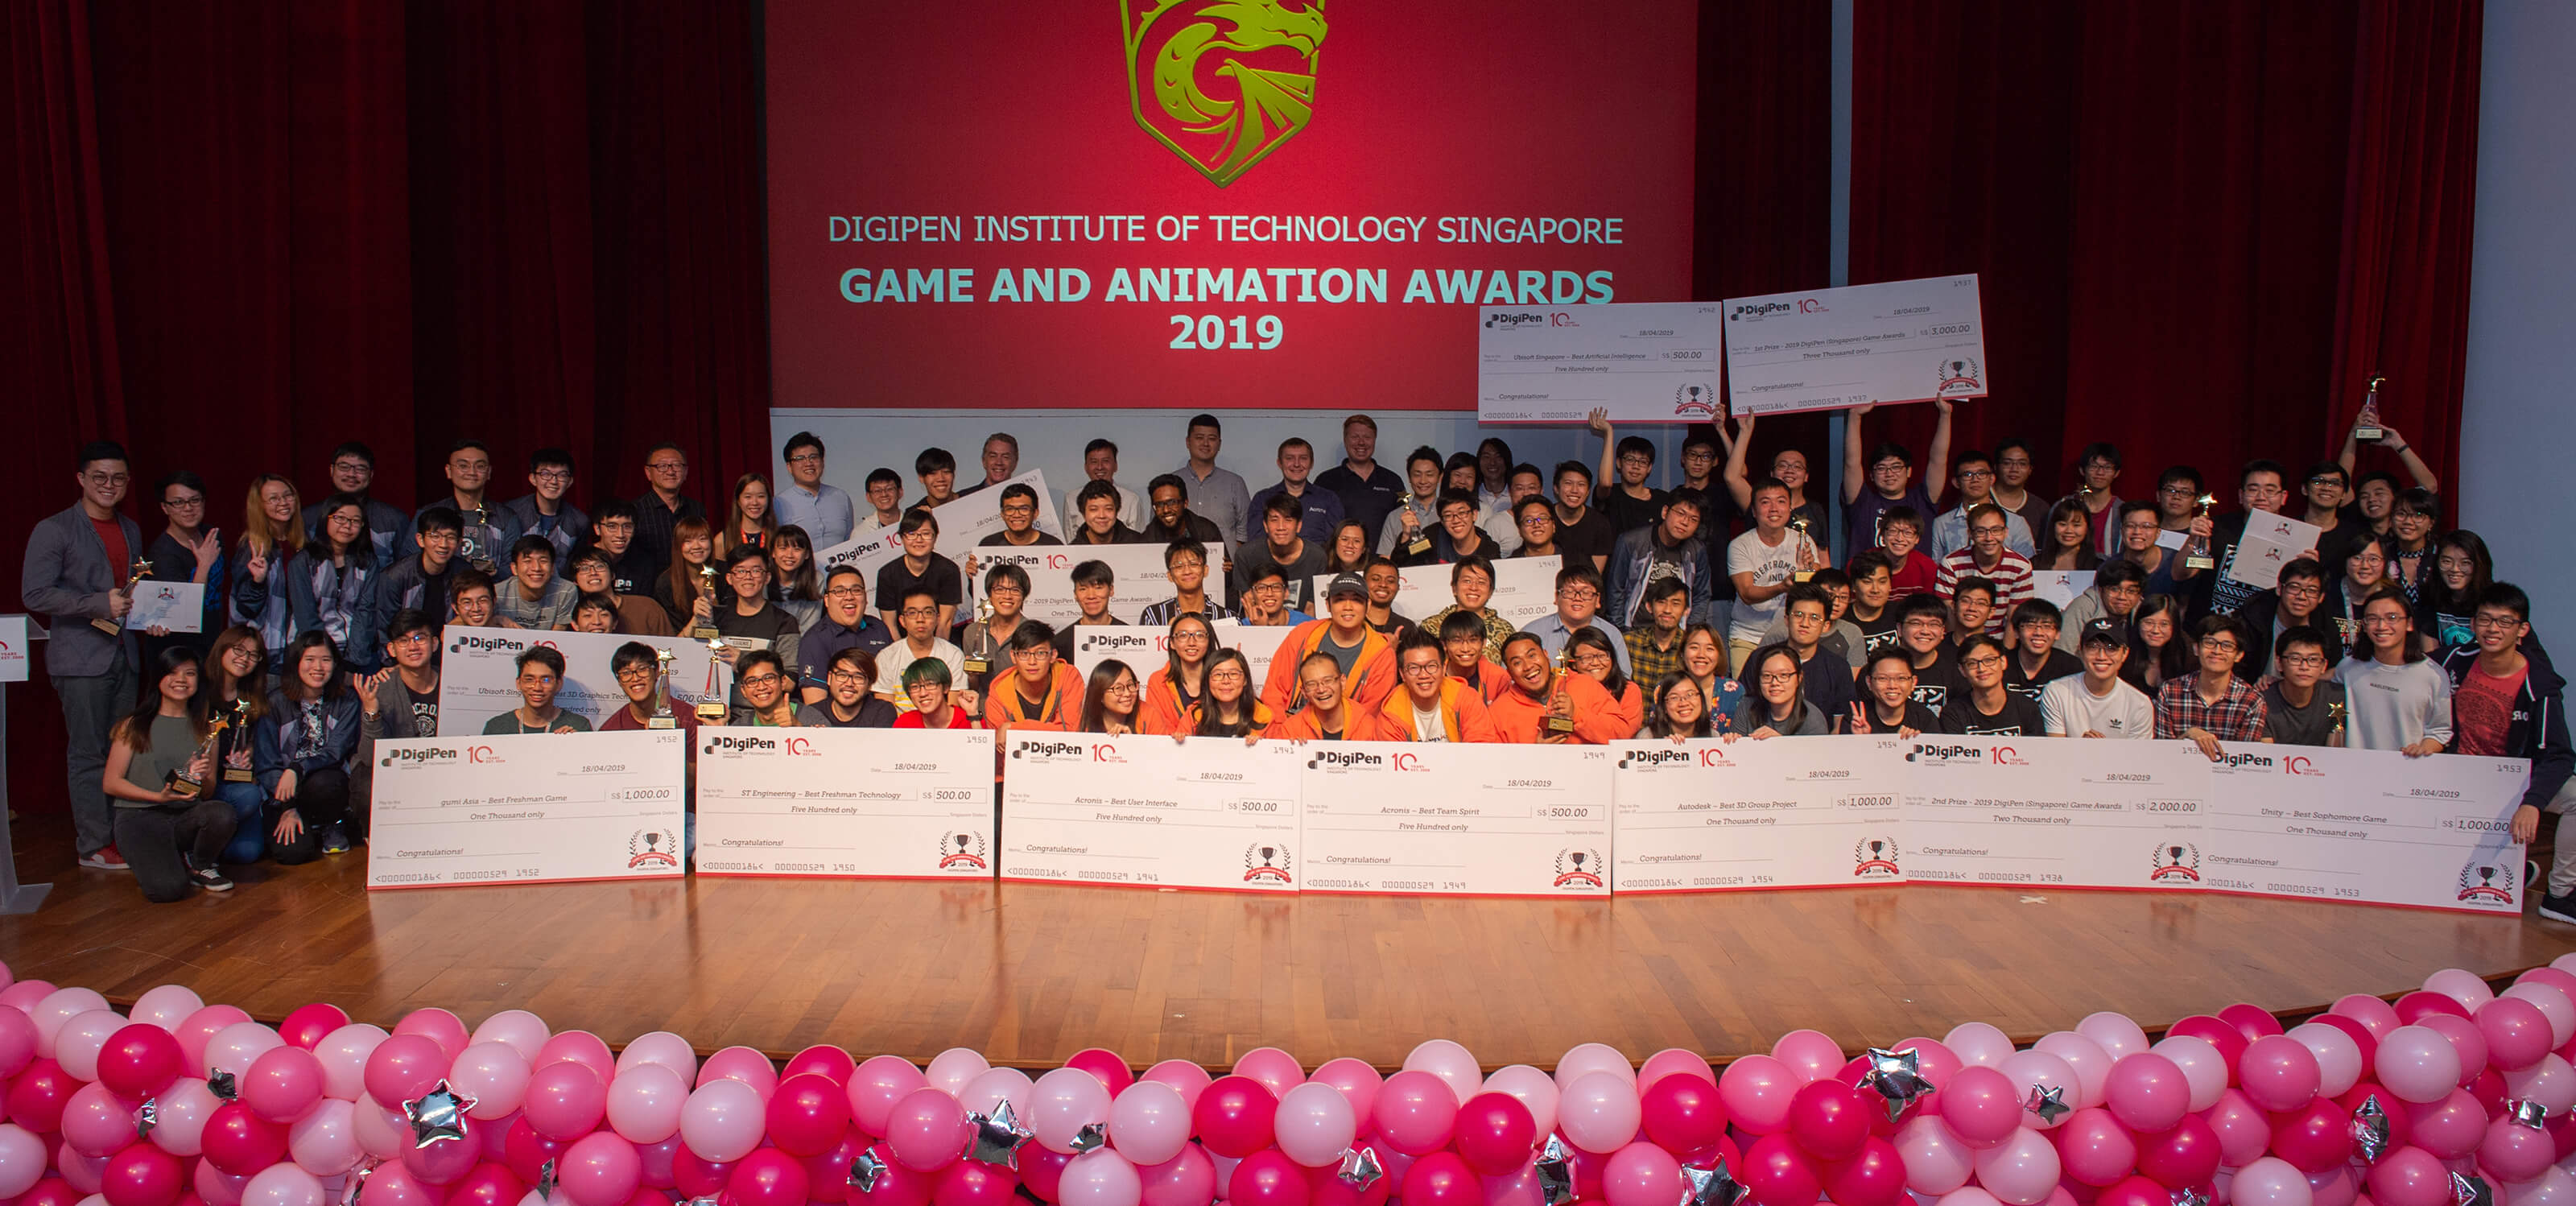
[765,1,1698,409]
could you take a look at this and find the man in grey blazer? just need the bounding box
[20,441,147,869]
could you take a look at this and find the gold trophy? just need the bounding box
[962,594,996,677]
[95,559,153,634]
[2182,494,2218,571]
[687,564,722,638]
[648,648,677,729]
[2327,699,2347,748]
[467,505,496,572]
[1545,646,1576,733]
[1790,516,1818,582]
[2354,374,2388,444]
[1404,505,1433,557]
[696,638,729,722]
[166,699,243,795]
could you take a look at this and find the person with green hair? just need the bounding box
[892,657,980,729]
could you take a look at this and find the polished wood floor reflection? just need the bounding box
[4,814,2570,1068]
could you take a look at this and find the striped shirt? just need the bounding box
[1933,547,2034,635]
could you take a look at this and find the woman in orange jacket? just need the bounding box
[1486,632,1630,744]
[1561,626,1645,741]
[1140,613,1217,736]
[1181,649,1273,740]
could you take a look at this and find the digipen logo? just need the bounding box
[1797,297,1829,313]
[1484,312,1548,329]
[1082,632,1156,654]
[2458,861,2516,907]
[1244,841,1293,884]
[1306,749,1387,770]
[378,746,460,770]
[1549,311,1581,328]
[1121,0,1325,188]
[449,634,526,655]
[2284,756,2323,777]
[701,735,778,755]
[1012,740,1088,762]
[1905,743,1985,764]
[2215,751,2274,770]
[938,829,989,871]
[1989,745,2028,766]
[1852,837,1902,879]
[1673,384,1718,419]
[2148,842,2202,883]
[1730,301,1794,320]
[1616,748,1697,770]
[1551,848,1605,890]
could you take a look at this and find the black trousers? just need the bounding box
[267,765,350,865]
[112,801,236,902]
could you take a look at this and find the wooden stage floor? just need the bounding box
[4,812,2572,1069]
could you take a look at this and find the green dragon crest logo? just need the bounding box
[1121,1,1327,187]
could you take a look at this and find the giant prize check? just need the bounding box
[1476,303,1725,425]
[1897,735,2211,890]
[1299,741,1614,896]
[2203,743,2529,914]
[813,469,1065,599]
[695,728,995,878]
[1723,275,1988,416]
[999,735,1302,891]
[1612,737,1908,892]
[972,543,1171,626]
[437,630,727,737]
[367,729,688,888]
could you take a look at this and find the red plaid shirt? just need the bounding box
[2154,673,2270,742]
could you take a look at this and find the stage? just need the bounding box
[3,813,2570,1069]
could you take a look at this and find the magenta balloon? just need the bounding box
[1785,1080,1871,1161]
[2220,1004,2289,1043]
[2104,1053,2190,1134]
[2054,1108,2140,1187]
[2202,1088,2273,1166]
[2479,998,2556,1073]
[401,1115,481,1185]
[2366,1146,2453,1206]
[1740,1132,1821,1206]
[1601,1141,1682,1206]
[1938,1067,2021,1148]
[2402,1089,2486,1160]
[1637,1073,1728,1155]
[0,1007,38,1080]
[362,1035,448,1109]
[1824,1136,1908,1206]
[2239,1035,2324,1113]
[1399,1152,1485,1206]
[352,1161,433,1206]
[1893,1039,1965,1090]
[99,1024,188,1100]
[2334,996,2405,1039]
[1718,1055,1798,1134]
[242,1046,328,1125]
[850,1055,930,1134]
[2478,1116,2554,1183]
[101,1137,185,1206]
[2132,1113,2220,1189]
[784,1045,858,1086]
[886,1088,970,1173]
[1448,1092,1535,1178]
[1370,1071,1458,1157]
[1313,1058,1386,1136]
[726,1148,811,1206]
[522,1059,608,1142]
[768,1073,854,1158]
[535,1031,616,1084]
[1195,1075,1282,1159]
[393,1010,470,1063]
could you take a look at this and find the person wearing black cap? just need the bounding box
[1259,572,1397,717]
[2041,618,2153,738]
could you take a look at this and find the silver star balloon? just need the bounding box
[850,1151,888,1193]
[1337,1147,1385,1191]
[2024,1084,2071,1125]
[2453,1172,2495,1206]
[1679,1158,1746,1206]
[1069,1123,1110,1154]
[207,1071,239,1101]
[2172,1189,2211,1206]
[2507,1099,2550,1129]
[402,1080,478,1148]
[2351,1094,2392,1164]
[537,1159,558,1199]
[964,1100,1034,1168]
[1535,1135,1575,1206]
[345,1159,380,1206]
[1857,1047,1934,1121]
[136,1097,159,1139]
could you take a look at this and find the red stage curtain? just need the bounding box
[1852,1,2479,506]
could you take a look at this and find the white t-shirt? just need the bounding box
[1726,529,1801,644]
[1411,702,1447,741]
[2040,675,2154,739]
[874,638,967,712]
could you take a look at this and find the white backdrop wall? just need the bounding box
[2460,1,2576,644]
[768,409,1699,529]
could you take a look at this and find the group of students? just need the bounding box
[22,404,2574,915]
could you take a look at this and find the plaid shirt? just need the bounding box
[2154,673,2270,741]
[1422,605,1517,663]
[1626,626,1689,688]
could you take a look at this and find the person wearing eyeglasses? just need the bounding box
[1379,629,1501,742]
[2333,586,2451,756]
[143,469,227,662]
[266,494,387,674]
[1521,564,1633,678]
[986,623,1084,738]
[1938,634,2046,737]
[2434,584,2576,921]
[976,483,1063,550]
[353,611,444,831]
[1930,450,2035,561]
[630,443,705,588]
[26,441,149,869]
[873,586,968,712]
[2234,558,2334,675]
[1265,651,1399,741]
[497,448,588,564]
[405,440,522,573]
[712,547,802,681]
[1076,660,1145,736]
[1259,575,1397,718]
[1395,489,1494,568]
[1488,632,1621,745]
[2294,461,2369,580]
[2060,442,2126,558]
[1839,399,1953,551]
[1894,594,1965,714]
[2260,626,2347,747]
[774,432,856,550]
[1233,564,1313,628]
[566,547,673,638]
[724,650,800,728]
[481,646,591,735]
[1507,496,1563,560]
[299,442,408,569]
[599,639,706,735]
[1849,648,1939,739]
[381,509,462,625]
[2153,615,2268,759]
[1727,477,1816,675]
[1933,504,2033,637]
[797,646,896,729]
[576,501,658,597]
[1728,643,1831,739]
[2187,460,2305,622]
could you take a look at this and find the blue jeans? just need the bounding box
[215,782,267,864]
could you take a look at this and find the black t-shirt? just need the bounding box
[1553,506,1617,570]
[1797,648,1860,719]
[979,530,1064,547]
[2004,648,2084,708]
[799,698,898,728]
[1597,486,1672,537]
[1852,611,1904,659]
[1907,648,1964,714]
[1939,692,2049,737]
[1230,541,1329,612]
[1053,617,1129,662]
[407,684,440,737]
[1860,700,1945,734]
[876,556,964,613]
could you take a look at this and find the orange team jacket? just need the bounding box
[1139,666,1199,735]
[1455,659,1511,703]
[1262,704,1399,741]
[980,662,1086,731]
[1486,672,1637,744]
[1259,620,1398,716]
[1375,678,1503,742]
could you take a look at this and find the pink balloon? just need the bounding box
[287,1097,361,1176]
[448,1043,530,1121]
[1719,1055,1799,1134]
[2376,1027,2465,1104]
[0,1006,38,1080]
[1893,1039,1965,1090]
[784,1045,857,1086]
[1372,1071,1459,1156]
[237,1165,326,1206]
[2403,1089,2486,1160]
[2501,985,2575,1048]
[353,1095,411,1162]
[555,1134,643,1206]
[2148,1035,2229,1113]
[2202,1088,2273,1165]
[1771,1031,1843,1085]
[1971,1125,2062,1206]
[353,1162,436,1206]
[2479,998,2555,1074]
[402,1112,481,1185]
[2424,970,2497,1011]
[1938,1067,2021,1148]
[2481,1114,2554,1183]
[465,1012,547,1063]
[1219,1048,1298,1101]
[2078,1014,2153,1061]
[1274,1082,1360,1169]
[1945,1023,2015,1069]
[1059,1150,1142,1206]
[175,1006,251,1072]
[363,1035,449,1109]
[2104,1053,2190,1133]
[849,1056,928,1134]
[886,1087,971,1172]
[2033,1032,2114,1110]
[2504,1055,2576,1113]
[2366,1147,2453,1206]
[2309,1162,2361,1206]
[605,1064,687,1145]
[1138,1060,1211,1113]
[121,986,198,1037]
[2418,1014,2488,1084]
[243,1046,328,1124]
[679,1077,766,1164]
[767,1073,853,1158]
[924,1049,991,1097]
[196,1163,252,1206]
[1638,1049,1715,1089]
[147,1077,222,1157]
[1896,1117,1975,1197]
[534,1031,615,1083]
[1554,1044,1636,1092]
[522,1059,607,1142]
[1400,1042,1479,1106]
[100,1024,188,1100]
[54,1008,129,1084]
[960,1066,1034,1120]
[2239,1035,2323,1112]
[1998,1051,2084,1129]
[1554,1072,1640,1156]
[611,1033,695,1082]
[2289,1022,2367,1098]
[1478,1066,1555,1138]
[1105,1080,1192,1167]
[2055,1107,2140,1187]
[2335,996,2406,1039]
[0,1124,46,1200]
[1063,1050,1134,1097]
[394,1010,470,1063]
[2234,1158,2316,1206]
[696,1047,779,1099]
[32,988,111,1055]
[1601,1141,1681,1206]
[62,1081,138,1158]
[1137,1146,1216,1206]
